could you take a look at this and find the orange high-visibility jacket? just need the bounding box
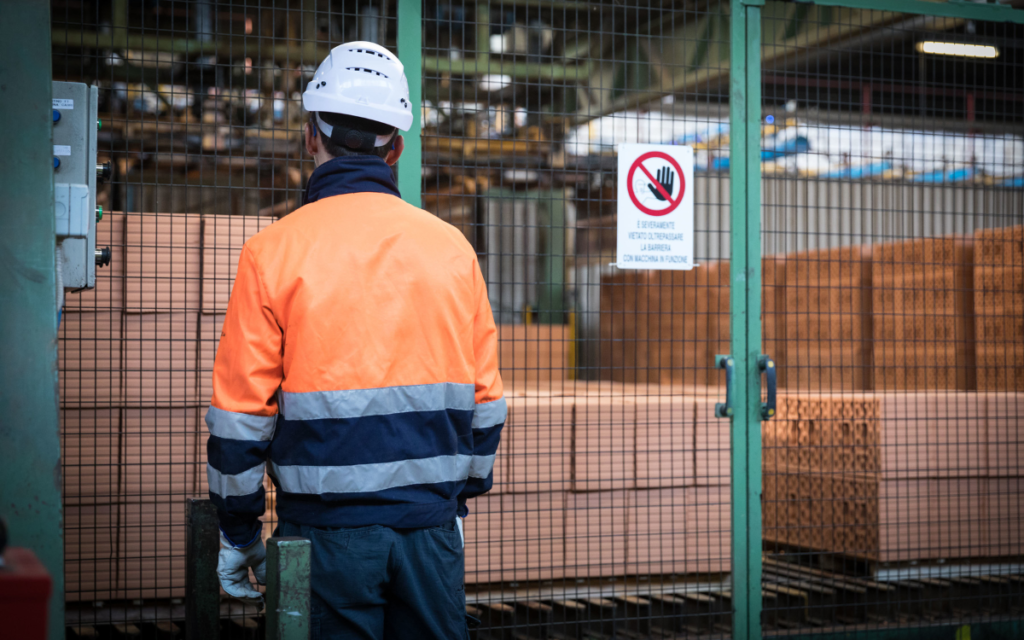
[206,188,505,545]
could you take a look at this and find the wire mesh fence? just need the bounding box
[422,2,734,637]
[50,0,1022,638]
[759,6,1024,637]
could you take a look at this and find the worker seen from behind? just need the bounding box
[204,41,505,639]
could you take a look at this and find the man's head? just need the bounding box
[304,112,405,167]
[302,42,413,167]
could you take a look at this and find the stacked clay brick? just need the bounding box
[601,227,1024,395]
[599,258,790,389]
[60,212,252,601]
[974,226,1024,391]
[763,395,883,559]
[463,385,732,584]
[873,236,976,391]
[782,246,873,391]
[598,262,735,387]
[763,392,1022,562]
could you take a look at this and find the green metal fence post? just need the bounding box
[185,499,221,640]
[266,537,312,640]
[397,0,423,208]
[0,3,63,639]
[729,0,764,637]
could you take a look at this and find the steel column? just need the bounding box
[0,2,62,638]
[729,0,764,637]
[266,537,312,640]
[397,0,423,208]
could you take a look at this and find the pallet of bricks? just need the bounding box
[763,231,1020,566]
[872,235,976,391]
[781,245,873,391]
[599,258,789,388]
[762,389,1023,564]
[598,264,730,387]
[777,235,974,393]
[974,225,1024,393]
[61,212,242,601]
[464,383,731,585]
[974,225,1024,552]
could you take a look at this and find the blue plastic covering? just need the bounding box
[820,161,893,180]
[911,167,975,183]
[760,136,810,161]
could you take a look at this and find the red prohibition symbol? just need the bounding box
[627,151,686,217]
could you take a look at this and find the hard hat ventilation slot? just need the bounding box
[349,48,392,62]
[346,67,389,78]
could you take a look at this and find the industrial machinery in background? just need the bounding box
[52,81,110,321]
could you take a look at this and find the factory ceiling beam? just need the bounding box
[424,1,596,81]
[646,101,1024,135]
[573,1,926,123]
[477,0,599,8]
[423,57,595,81]
[49,29,330,66]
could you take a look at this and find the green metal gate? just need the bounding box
[731,0,1024,638]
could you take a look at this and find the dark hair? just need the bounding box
[310,112,397,160]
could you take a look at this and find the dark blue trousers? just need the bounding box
[276,519,470,640]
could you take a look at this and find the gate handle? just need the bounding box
[715,354,777,420]
[714,354,734,418]
[759,354,777,421]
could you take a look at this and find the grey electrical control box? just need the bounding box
[53,81,100,290]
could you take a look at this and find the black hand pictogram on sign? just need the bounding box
[626,151,685,217]
[647,167,676,202]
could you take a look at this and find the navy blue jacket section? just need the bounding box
[274,484,462,529]
[457,421,503,517]
[270,409,474,467]
[207,436,272,475]
[210,485,266,546]
[302,156,400,205]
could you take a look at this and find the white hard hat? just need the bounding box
[302,41,413,132]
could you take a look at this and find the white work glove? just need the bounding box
[456,516,464,548]
[218,532,267,601]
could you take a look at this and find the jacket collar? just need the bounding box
[303,156,401,205]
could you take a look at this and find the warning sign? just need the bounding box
[616,144,695,270]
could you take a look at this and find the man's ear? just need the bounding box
[304,122,319,158]
[385,135,404,166]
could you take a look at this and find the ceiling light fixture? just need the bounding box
[915,41,999,58]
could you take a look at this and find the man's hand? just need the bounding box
[218,532,267,601]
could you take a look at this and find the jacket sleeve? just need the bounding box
[458,260,506,516]
[205,245,283,546]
